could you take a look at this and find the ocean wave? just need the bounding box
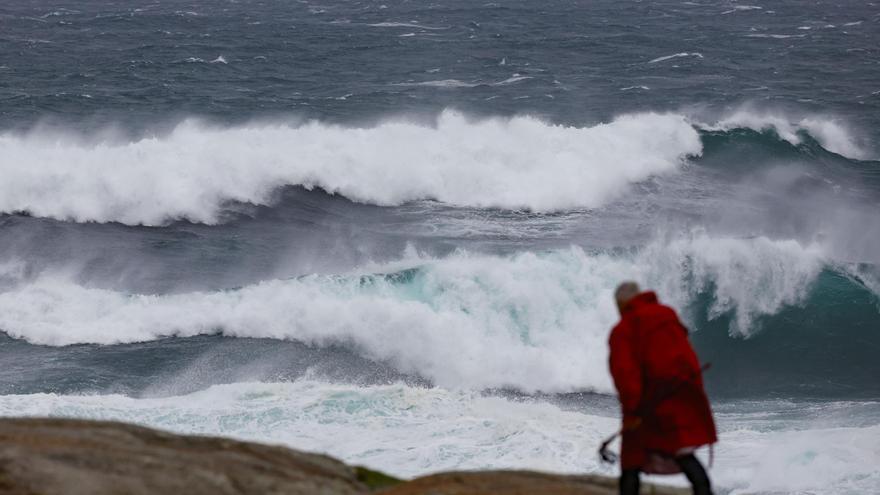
[0,380,877,493]
[393,79,480,88]
[0,109,869,227]
[647,52,704,64]
[745,33,807,39]
[493,75,532,85]
[694,109,870,160]
[721,5,763,14]
[394,75,532,88]
[0,233,845,393]
[367,22,449,30]
[0,111,701,225]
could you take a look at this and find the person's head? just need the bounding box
[614,281,641,315]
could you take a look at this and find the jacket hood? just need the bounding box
[622,291,658,313]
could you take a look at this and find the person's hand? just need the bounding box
[622,416,642,431]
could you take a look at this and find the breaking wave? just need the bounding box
[1,109,869,226]
[0,111,701,225]
[0,111,868,226]
[696,109,870,160]
[2,233,871,393]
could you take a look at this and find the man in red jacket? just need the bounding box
[609,282,716,495]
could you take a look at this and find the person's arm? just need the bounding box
[609,324,643,422]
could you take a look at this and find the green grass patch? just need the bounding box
[355,466,402,490]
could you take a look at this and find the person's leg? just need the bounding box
[619,469,640,495]
[675,454,712,495]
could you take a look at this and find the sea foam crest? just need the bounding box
[0,234,827,392]
[699,109,869,160]
[0,111,701,225]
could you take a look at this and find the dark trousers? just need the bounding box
[619,454,712,495]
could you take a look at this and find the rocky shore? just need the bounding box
[0,418,686,495]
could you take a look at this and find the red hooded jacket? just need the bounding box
[608,291,717,470]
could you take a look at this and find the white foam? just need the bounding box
[396,75,532,87]
[0,233,827,391]
[0,380,877,493]
[367,22,447,30]
[394,79,479,88]
[647,52,704,64]
[745,33,807,39]
[721,5,762,14]
[209,55,227,64]
[697,109,870,160]
[493,75,532,85]
[0,381,619,477]
[648,235,825,336]
[712,419,880,494]
[0,111,702,225]
[798,117,868,159]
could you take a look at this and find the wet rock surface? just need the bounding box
[0,418,685,495]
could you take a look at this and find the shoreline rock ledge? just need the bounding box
[0,417,686,495]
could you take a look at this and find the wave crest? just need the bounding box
[0,234,844,392]
[696,109,870,160]
[1,109,869,226]
[0,111,701,225]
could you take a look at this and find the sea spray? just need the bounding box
[0,233,837,392]
[0,111,701,225]
[694,108,870,160]
[0,380,877,493]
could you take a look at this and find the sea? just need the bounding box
[1,1,879,493]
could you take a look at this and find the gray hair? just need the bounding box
[614,281,641,306]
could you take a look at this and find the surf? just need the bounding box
[0,111,701,225]
[1,233,875,396]
[1,109,871,226]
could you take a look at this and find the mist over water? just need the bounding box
[1,0,879,493]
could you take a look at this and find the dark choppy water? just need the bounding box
[2,0,879,131]
[1,1,879,492]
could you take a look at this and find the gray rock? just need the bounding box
[0,418,688,495]
[0,417,367,495]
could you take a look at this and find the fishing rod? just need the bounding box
[599,362,712,465]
